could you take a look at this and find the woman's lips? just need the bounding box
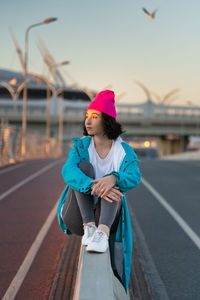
[86,127,92,130]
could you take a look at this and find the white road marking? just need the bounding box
[2,198,60,300]
[0,162,27,175]
[0,159,62,202]
[142,177,200,251]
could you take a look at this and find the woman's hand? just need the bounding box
[90,175,116,198]
[102,186,123,203]
[90,175,123,203]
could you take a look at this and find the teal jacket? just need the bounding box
[57,136,141,292]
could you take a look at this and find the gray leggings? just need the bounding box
[61,162,122,235]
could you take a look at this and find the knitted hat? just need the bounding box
[86,90,117,120]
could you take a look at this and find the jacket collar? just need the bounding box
[72,136,91,151]
[71,136,140,168]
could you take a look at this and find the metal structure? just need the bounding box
[133,80,180,105]
[0,80,29,101]
[38,39,67,88]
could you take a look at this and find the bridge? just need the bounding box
[1,97,200,156]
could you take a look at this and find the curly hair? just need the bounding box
[82,112,126,140]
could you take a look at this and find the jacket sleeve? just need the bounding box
[108,151,141,193]
[62,144,95,194]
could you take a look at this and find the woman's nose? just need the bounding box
[86,117,92,124]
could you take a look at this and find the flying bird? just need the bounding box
[142,8,158,19]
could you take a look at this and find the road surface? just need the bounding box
[0,158,68,300]
[1,157,199,300]
[127,159,200,300]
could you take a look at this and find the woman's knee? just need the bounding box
[78,161,95,178]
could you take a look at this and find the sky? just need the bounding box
[1,0,200,105]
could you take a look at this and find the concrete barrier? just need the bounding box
[159,150,200,160]
[73,245,130,300]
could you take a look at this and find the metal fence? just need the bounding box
[0,125,62,166]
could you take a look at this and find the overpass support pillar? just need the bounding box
[157,135,189,157]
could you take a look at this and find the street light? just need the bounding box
[56,88,64,143]
[21,17,57,156]
[28,73,56,140]
[42,78,56,155]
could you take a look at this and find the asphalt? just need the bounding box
[128,158,200,300]
[0,158,67,300]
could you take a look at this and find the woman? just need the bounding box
[57,89,141,292]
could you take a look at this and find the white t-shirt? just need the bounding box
[88,136,126,204]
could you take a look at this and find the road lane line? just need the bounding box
[141,177,200,251]
[2,197,60,300]
[0,162,27,175]
[0,159,63,202]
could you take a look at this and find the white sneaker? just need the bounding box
[82,224,97,246]
[86,229,108,253]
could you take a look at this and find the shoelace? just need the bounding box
[92,230,105,243]
[87,225,96,237]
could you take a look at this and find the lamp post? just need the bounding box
[46,59,69,154]
[56,88,64,145]
[41,59,68,155]
[45,81,55,141]
[21,17,57,156]
[43,78,56,155]
[26,73,57,155]
[33,76,56,154]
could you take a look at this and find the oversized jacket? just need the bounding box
[57,136,141,293]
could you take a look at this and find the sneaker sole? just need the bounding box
[86,245,108,253]
[82,238,93,246]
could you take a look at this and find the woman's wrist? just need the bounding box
[111,174,117,184]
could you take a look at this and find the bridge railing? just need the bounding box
[1,97,200,119]
[0,124,62,166]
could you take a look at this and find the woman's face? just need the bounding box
[85,109,104,136]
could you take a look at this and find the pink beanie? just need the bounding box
[86,90,117,120]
